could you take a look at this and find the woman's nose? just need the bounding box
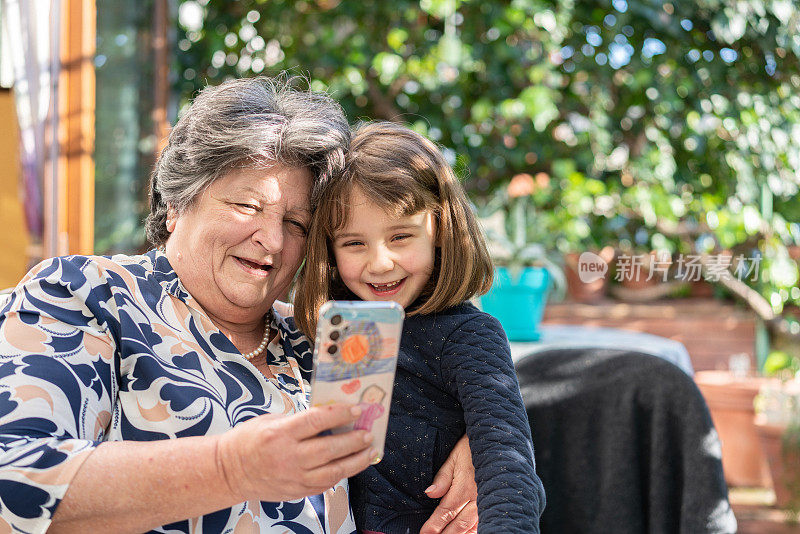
[252,217,283,253]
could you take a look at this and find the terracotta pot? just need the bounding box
[619,275,662,290]
[564,248,614,303]
[695,371,773,488]
[755,417,800,509]
[690,279,715,298]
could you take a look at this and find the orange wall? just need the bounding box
[0,89,31,289]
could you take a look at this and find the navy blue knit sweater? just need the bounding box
[349,302,545,533]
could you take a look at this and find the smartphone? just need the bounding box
[310,301,405,460]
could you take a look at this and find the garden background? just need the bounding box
[94,0,800,362]
[0,0,798,529]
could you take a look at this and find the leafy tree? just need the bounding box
[174,0,800,337]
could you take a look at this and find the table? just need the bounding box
[510,324,694,376]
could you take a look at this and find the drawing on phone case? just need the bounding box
[315,321,397,381]
[353,385,387,431]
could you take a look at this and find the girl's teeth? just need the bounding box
[372,280,400,290]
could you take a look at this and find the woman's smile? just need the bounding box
[234,256,274,277]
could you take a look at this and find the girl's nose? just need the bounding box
[368,246,394,273]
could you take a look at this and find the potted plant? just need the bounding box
[476,173,565,341]
[562,245,615,303]
[604,216,684,301]
[754,350,800,516]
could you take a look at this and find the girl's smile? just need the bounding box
[367,279,405,295]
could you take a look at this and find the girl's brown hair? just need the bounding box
[294,121,493,338]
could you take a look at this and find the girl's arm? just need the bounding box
[440,314,545,533]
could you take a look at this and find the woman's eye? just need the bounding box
[236,203,259,212]
[286,220,308,235]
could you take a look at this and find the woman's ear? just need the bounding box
[165,204,178,233]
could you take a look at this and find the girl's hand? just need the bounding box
[419,435,478,534]
[216,404,375,502]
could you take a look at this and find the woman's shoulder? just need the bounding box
[16,253,122,290]
[22,251,159,281]
[10,251,172,314]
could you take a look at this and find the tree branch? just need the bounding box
[365,74,403,121]
[696,255,800,342]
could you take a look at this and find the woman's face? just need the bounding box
[165,165,312,325]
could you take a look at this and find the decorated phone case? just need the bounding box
[310,301,404,459]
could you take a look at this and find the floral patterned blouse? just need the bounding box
[0,250,356,533]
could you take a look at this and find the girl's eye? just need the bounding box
[341,240,364,247]
[392,234,412,242]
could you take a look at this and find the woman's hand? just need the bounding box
[50,405,374,533]
[420,435,478,534]
[217,404,375,502]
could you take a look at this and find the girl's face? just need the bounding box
[332,187,437,309]
[361,386,385,404]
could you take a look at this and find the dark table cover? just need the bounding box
[517,348,737,534]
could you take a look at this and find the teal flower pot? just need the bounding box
[480,267,551,342]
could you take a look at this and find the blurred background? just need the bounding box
[1,1,800,527]
[3,0,798,327]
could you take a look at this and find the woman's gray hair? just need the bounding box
[145,75,350,247]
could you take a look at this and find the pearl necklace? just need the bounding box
[241,319,270,360]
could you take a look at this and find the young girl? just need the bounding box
[295,122,544,533]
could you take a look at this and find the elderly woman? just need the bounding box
[0,77,477,533]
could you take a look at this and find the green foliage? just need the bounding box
[764,349,800,378]
[174,0,800,314]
